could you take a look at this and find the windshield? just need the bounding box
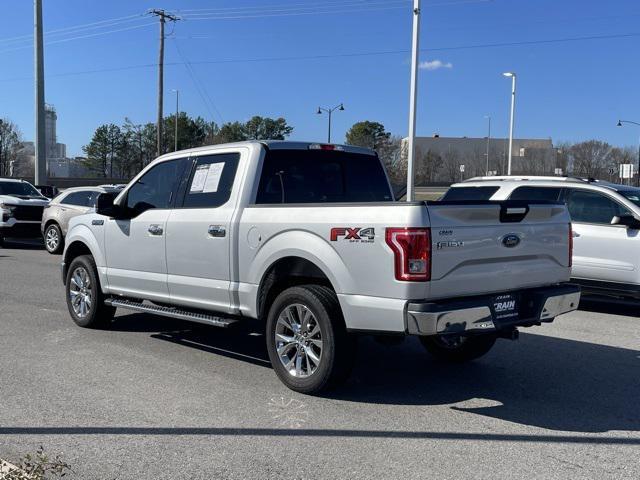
[440,186,500,201]
[0,181,44,197]
[618,189,640,208]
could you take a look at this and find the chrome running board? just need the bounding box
[105,298,238,328]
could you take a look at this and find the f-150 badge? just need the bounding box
[330,227,375,243]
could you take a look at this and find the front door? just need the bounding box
[165,151,242,312]
[105,158,189,301]
[565,188,638,284]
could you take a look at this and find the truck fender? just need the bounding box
[63,224,108,290]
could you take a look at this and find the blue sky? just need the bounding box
[0,0,639,157]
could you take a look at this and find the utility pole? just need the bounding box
[34,0,46,185]
[484,115,491,175]
[172,89,179,151]
[503,72,517,175]
[406,0,421,201]
[149,9,179,158]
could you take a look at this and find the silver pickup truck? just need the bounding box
[61,141,580,393]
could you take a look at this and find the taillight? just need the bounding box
[385,227,431,281]
[568,223,573,268]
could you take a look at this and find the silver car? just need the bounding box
[442,176,640,299]
[41,186,121,254]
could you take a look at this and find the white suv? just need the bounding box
[443,176,640,299]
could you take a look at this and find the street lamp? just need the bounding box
[316,103,344,143]
[617,119,640,187]
[171,89,179,152]
[484,115,491,175]
[503,72,516,175]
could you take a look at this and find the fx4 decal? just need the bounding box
[330,227,375,243]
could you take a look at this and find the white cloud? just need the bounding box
[418,59,453,71]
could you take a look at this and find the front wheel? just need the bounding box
[44,223,64,254]
[266,285,355,394]
[419,334,496,363]
[65,255,115,328]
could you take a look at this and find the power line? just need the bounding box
[1,30,637,83]
[0,22,155,56]
[172,38,224,123]
[0,13,144,45]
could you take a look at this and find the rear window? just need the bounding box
[440,186,499,201]
[255,149,392,204]
[508,186,562,202]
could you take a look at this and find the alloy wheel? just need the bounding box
[69,266,92,318]
[275,303,323,378]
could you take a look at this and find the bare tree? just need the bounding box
[440,148,461,183]
[570,140,613,179]
[0,118,23,177]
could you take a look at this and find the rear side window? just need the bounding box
[440,186,499,201]
[508,186,562,202]
[255,149,392,204]
[62,191,93,207]
[181,153,240,208]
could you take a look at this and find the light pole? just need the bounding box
[503,72,516,175]
[316,103,344,143]
[484,115,491,175]
[617,120,640,187]
[172,89,179,152]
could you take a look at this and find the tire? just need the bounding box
[65,255,115,328]
[266,285,355,394]
[44,223,64,254]
[419,334,496,363]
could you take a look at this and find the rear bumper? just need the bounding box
[406,283,580,336]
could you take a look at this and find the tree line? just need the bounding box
[82,114,294,178]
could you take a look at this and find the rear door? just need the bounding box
[427,201,571,299]
[58,191,95,234]
[165,151,242,312]
[563,188,638,283]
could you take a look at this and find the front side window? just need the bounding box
[566,189,631,225]
[126,159,186,214]
[181,153,240,208]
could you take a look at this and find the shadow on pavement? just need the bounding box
[108,310,640,435]
[579,296,640,317]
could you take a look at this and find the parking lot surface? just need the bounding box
[0,242,639,479]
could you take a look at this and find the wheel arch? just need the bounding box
[62,225,106,288]
[257,256,337,320]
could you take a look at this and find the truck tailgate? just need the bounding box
[427,201,571,300]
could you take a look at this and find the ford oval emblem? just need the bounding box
[502,234,521,248]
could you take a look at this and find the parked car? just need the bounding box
[61,142,579,393]
[443,176,640,299]
[41,185,123,254]
[0,178,50,247]
[35,185,60,199]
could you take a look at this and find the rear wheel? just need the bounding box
[44,223,64,254]
[419,334,496,363]
[266,285,355,394]
[65,255,115,328]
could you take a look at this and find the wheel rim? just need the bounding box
[275,303,323,378]
[45,227,59,251]
[69,266,92,318]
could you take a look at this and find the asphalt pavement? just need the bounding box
[0,240,639,479]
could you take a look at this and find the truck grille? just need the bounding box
[10,205,45,221]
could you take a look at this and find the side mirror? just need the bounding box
[611,215,640,229]
[96,192,127,219]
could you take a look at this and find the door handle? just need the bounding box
[572,231,580,238]
[208,225,226,237]
[148,224,164,236]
